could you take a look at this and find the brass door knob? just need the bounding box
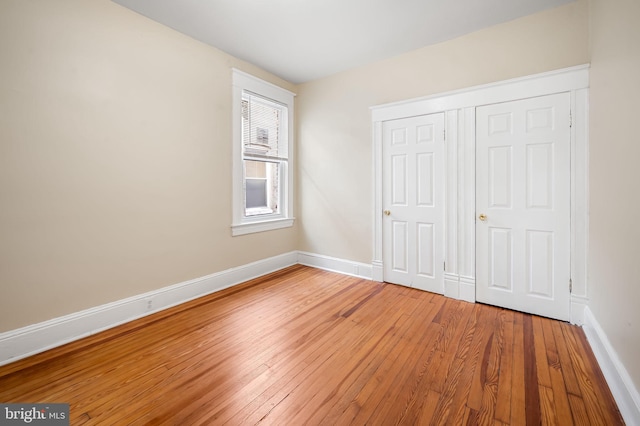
[478,213,487,221]
[383,210,391,216]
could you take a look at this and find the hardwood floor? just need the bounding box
[0,265,623,425]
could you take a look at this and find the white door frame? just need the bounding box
[371,65,589,324]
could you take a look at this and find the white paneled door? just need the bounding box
[476,93,571,321]
[383,113,445,294]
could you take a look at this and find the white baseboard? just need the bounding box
[371,261,384,282]
[444,273,460,299]
[459,276,476,303]
[583,307,640,425]
[443,274,477,303]
[570,295,589,325]
[0,251,298,367]
[297,251,372,280]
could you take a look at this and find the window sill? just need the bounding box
[231,217,295,236]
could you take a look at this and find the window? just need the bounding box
[231,69,295,236]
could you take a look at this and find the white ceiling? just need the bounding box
[112,0,574,84]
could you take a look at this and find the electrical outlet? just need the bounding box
[146,300,153,311]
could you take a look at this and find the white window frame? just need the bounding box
[231,69,295,236]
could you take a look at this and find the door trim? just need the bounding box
[371,64,589,324]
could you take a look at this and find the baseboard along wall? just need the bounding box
[582,307,640,426]
[297,251,373,280]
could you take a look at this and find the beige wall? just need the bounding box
[0,0,297,332]
[296,0,589,262]
[588,0,640,394]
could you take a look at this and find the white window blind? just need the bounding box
[242,92,288,160]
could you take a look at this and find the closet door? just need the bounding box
[382,113,445,294]
[476,93,571,320]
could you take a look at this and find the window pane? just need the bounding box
[242,94,286,158]
[244,160,279,216]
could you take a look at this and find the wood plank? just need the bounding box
[571,325,624,422]
[462,305,500,412]
[510,311,527,425]
[433,305,499,425]
[567,393,591,425]
[523,314,542,425]
[0,266,623,425]
[540,385,559,425]
[494,309,514,424]
[533,316,553,388]
[542,317,574,425]
[561,323,624,425]
[551,319,582,397]
[476,311,506,425]
[430,357,466,426]
[418,389,442,425]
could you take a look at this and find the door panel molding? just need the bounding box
[372,64,589,324]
